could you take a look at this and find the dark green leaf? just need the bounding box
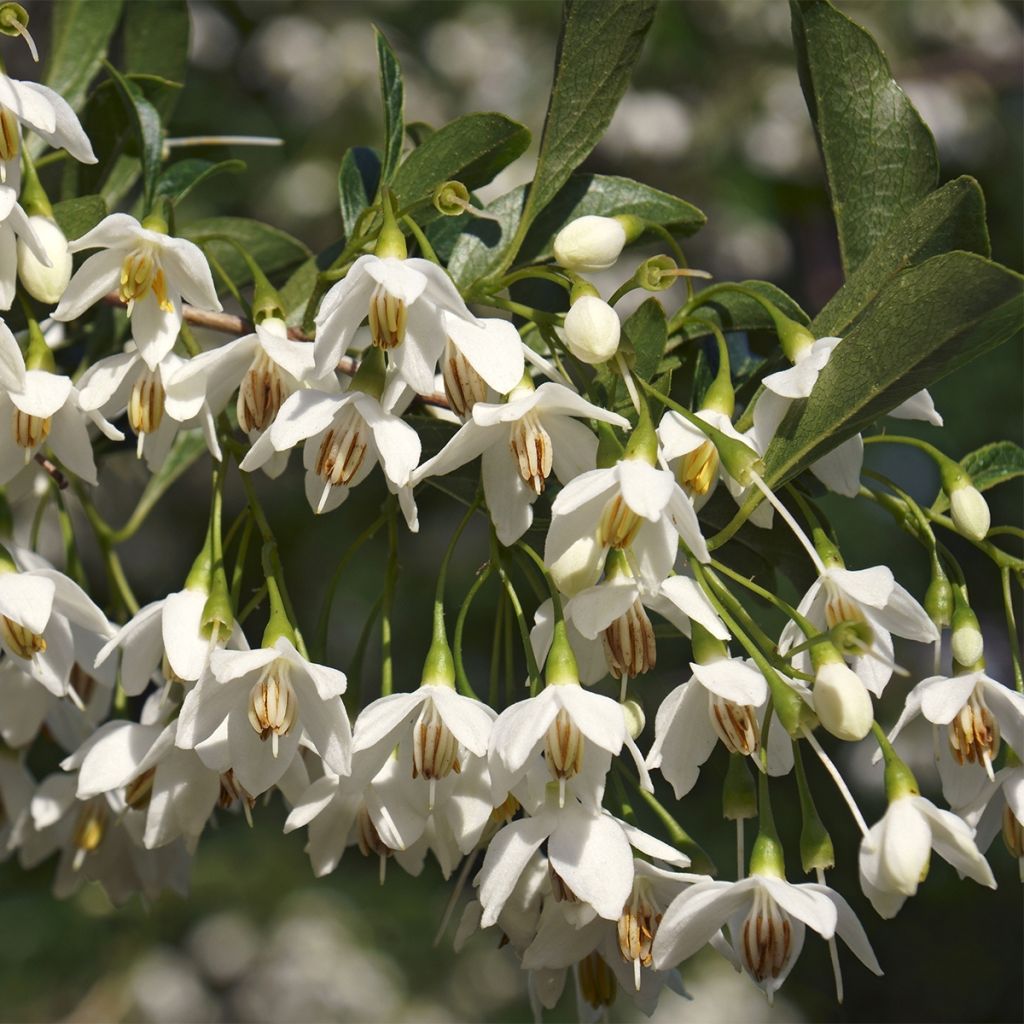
[623,298,667,382]
[44,0,123,113]
[181,218,312,286]
[449,174,705,288]
[391,113,530,211]
[673,281,810,344]
[762,252,1024,487]
[374,28,404,185]
[123,0,189,116]
[103,61,164,208]
[814,176,990,338]
[405,122,435,146]
[791,0,939,275]
[278,240,345,326]
[932,441,1024,512]
[155,159,245,206]
[52,195,107,240]
[338,147,381,241]
[515,0,657,250]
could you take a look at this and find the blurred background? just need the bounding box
[2,1,1022,1021]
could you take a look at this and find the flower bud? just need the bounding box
[722,752,757,820]
[17,216,69,304]
[949,484,990,542]
[622,698,646,740]
[553,215,628,272]
[924,570,953,631]
[951,601,983,668]
[549,535,603,596]
[563,295,620,365]
[813,661,873,742]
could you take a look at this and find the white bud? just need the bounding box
[563,295,620,365]
[17,215,71,304]
[951,622,984,668]
[813,661,873,741]
[553,215,627,272]
[549,535,604,597]
[949,485,990,542]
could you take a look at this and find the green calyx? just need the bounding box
[604,548,633,582]
[24,317,56,373]
[508,370,536,400]
[349,346,387,401]
[141,209,169,235]
[924,554,953,629]
[722,752,757,820]
[713,431,763,487]
[872,721,920,801]
[260,543,295,648]
[375,190,407,260]
[812,528,843,569]
[569,279,600,304]
[595,421,625,469]
[772,312,816,363]
[749,828,786,878]
[613,214,645,244]
[421,633,456,689]
[433,180,470,218]
[634,255,679,293]
[808,637,844,671]
[690,620,728,665]
[19,149,52,219]
[623,398,658,466]
[793,742,835,872]
[0,3,29,38]
[545,619,580,687]
[249,264,285,324]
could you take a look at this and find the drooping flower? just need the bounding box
[53,213,221,369]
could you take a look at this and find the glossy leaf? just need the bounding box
[338,147,381,241]
[791,0,939,275]
[932,441,1024,513]
[123,0,190,116]
[52,195,107,241]
[375,28,404,185]
[449,174,705,288]
[391,113,530,211]
[814,176,990,338]
[155,159,245,206]
[623,298,667,383]
[44,0,123,113]
[103,61,164,208]
[181,218,312,286]
[673,281,810,344]
[762,252,1024,487]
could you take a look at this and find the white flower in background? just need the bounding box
[176,637,352,797]
[414,379,629,545]
[313,253,478,394]
[544,458,709,596]
[646,655,794,797]
[16,213,72,305]
[562,295,620,365]
[240,385,422,528]
[0,321,122,485]
[780,562,937,695]
[959,762,1024,865]
[885,669,1024,806]
[53,213,221,369]
[77,346,222,470]
[553,215,628,273]
[859,792,996,918]
[0,186,49,309]
[0,753,35,856]
[652,873,881,1004]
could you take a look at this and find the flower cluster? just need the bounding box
[0,7,1019,1021]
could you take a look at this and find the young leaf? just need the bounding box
[123,0,190,115]
[390,113,530,211]
[791,0,939,276]
[52,196,107,240]
[762,252,1024,487]
[814,176,990,338]
[155,159,245,206]
[374,27,404,185]
[44,0,123,113]
[338,147,382,241]
[931,441,1024,512]
[502,0,658,268]
[103,61,164,210]
[623,298,667,383]
[181,218,312,285]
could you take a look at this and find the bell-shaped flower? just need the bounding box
[239,384,421,529]
[313,253,477,395]
[652,872,880,1004]
[53,213,221,369]
[959,762,1024,864]
[414,378,629,545]
[646,654,793,798]
[780,562,937,696]
[176,636,352,797]
[545,458,709,597]
[437,313,525,418]
[858,791,996,919]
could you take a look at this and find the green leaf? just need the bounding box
[762,252,1024,487]
[52,195,107,240]
[44,0,123,113]
[623,298,667,383]
[338,147,381,241]
[391,113,530,211]
[449,174,705,288]
[511,0,657,259]
[814,176,990,338]
[181,218,312,286]
[374,28,404,185]
[103,61,164,209]
[278,240,344,326]
[123,0,189,116]
[155,159,245,206]
[674,281,810,343]
[791,0,939,275]
[932,442,1024,513]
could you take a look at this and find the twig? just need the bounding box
[34,453,68,490]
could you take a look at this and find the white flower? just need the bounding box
[859,792,995,919]
[413,380,629,545]
[545,459,709,597]
[553,215,628,272]
[313,254,479,394]
[949,483,990,542]
[812,660,874,742]
[239,386,422,529]
[0,186,49,309]
[176,637,352,797]
[563,295,620,365]
[959,763,1024,862]
[652,873,880,1004]
[646,655,793,797]
[0,321,122,484]
[16,214,71,305]
[780,563,938,695]
[53,213,221,369]
[438,313,526,417]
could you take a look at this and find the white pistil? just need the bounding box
[749,472,827,576]
[801,726,869,837]
[817,866,845,1003]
